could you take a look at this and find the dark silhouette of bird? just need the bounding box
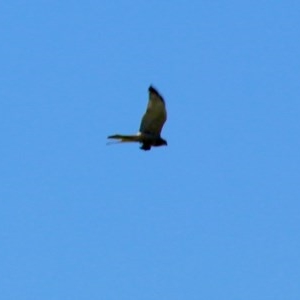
[108,86,167,151]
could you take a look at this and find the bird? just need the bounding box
[108,85,167,151]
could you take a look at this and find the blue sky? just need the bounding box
[1,1,300,299]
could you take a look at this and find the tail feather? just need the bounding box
[107,134,141,143]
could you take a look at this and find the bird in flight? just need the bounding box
[108,85,167,151]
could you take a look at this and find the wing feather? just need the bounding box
[139,86,167,136]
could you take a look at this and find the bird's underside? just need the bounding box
[107,86,167,151]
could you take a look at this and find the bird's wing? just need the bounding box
[139,86,167,136]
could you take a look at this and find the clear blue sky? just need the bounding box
[1,1,300,299]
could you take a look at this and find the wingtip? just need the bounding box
[148,85,164,102]
[148,85,156,91]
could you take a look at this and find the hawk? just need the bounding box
[108,86,167,151]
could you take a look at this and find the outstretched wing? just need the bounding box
[139,86,167,136]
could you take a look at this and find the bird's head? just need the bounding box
[155,137,167,147]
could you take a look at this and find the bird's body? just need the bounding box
[108,86,167,151]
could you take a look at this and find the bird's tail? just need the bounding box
[107,134,141,143]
